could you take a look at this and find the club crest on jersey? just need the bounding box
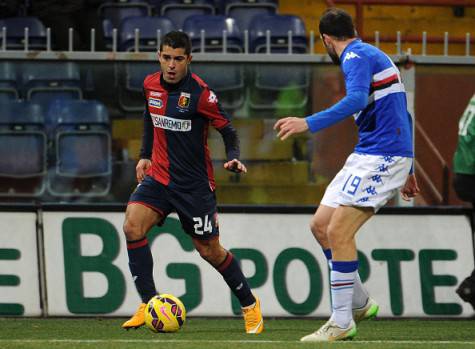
[148,98,163,108]
[178,92,191,109]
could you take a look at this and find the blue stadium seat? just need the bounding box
[0,16,46,50]
[160,0,215,30]
[249,14,307,53]
[119,16,175,51]
[118,62,157,111]
[0,101,47,197]
[183,15,242,53]
[98,1,152,30]
[148,0,164,13]
[102,18,114,49]
[0,100,43,127]
[0,62,19,102]
[54,99,109,126]
[224,0,277,33]
[47,100,112,197]
[22,61,82,110]
[46,98,109,135]
[192,63,244,110]
[124,62,157,92]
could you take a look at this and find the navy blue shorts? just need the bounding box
[128,176,219,240]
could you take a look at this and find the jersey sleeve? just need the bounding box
[197,88,240,161]
[140,94,153,160]
[342,52,372,94]
[197,88,231,129]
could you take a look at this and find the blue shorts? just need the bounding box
[128,176,219,240]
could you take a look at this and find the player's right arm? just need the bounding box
[305,52,371,133]
[274,52,371,139]
[136,97,153,183]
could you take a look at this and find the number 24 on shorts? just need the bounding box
[342,174,362,196]
[193,215,212,235]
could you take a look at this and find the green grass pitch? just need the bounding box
[1,318,475,349]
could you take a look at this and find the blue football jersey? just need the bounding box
[341,40,413,157]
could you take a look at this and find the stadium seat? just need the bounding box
[102,18,114,49]
[192,63,244,110]
[248,63,310,114]
[247,14,309,114]
[160,0,215,30]
[119,16,175,51]
[117,62,158,111]
[47,100,112,197]
[249,14,307,53]
[224,0,277,34]
[0,16,46,50]
[0,100,47,197]
[0,62,19,102]
[183,15,242,53]
[22,61,82,110]
[98,1,152,30]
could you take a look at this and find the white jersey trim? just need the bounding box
[373,66,400,82]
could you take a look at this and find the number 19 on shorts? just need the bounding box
[342,174,362,196]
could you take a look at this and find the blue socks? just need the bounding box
[323,248,369,316]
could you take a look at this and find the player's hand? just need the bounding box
[136,159,152,183]
[224,159,247,174]
[273,117,309,141]
[400,174,420,201]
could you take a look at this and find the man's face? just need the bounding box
[322,35,341,65]
[158,45,192,83]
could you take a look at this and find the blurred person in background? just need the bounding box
[0,0,20,18]
[30,0,106,51]
[453,93,475,309]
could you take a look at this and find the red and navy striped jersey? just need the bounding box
[140,71,238,191]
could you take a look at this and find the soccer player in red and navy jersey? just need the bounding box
[121,31,263,334]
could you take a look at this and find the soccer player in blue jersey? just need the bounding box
[274,8,420,342]
[121,31,263,334]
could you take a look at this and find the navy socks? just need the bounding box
[127,237,156,304]
[217,252,255,307]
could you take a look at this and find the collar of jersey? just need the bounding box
[341,38,362,61]
[160,70,192,92]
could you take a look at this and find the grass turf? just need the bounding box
[0,318,475,349]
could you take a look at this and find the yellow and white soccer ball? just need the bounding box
[144,294,186,333]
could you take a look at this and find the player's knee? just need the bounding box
[310,217,328,241]
[195,242,223,266]
[123,219,145,241]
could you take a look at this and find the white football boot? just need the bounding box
[353,297,379,323]
[300,319,357,342]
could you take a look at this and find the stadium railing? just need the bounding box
[325,0,475,55]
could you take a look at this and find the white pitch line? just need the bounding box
[0,339,474,345]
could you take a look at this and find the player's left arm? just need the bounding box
[197,88,247,174]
